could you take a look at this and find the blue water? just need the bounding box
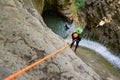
[42,10,72,38]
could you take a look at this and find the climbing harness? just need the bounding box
[4,44,69,80]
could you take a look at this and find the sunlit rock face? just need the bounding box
[31,0,45,14]
[57,0,74,18]
[32,0,75,18]
[83,0,120,54]
[56,0,81,26]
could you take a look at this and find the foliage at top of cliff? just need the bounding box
[75,0,86,10]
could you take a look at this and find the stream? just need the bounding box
[42,10,120,69]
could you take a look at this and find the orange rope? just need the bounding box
[4,44,69,80]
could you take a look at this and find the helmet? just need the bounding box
[73,33,78,38]
[76,28,83,34]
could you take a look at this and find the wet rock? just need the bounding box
[82,0,120,54]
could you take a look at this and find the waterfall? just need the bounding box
[65,38,120,69]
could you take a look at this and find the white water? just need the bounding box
[65,38,120,69]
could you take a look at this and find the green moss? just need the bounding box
[32,0,45,14]
[46,0,55,5]
[75,0,86,10]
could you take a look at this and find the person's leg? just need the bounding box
[74,40,80,52]
[70,40,75,48]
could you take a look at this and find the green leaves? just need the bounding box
[75,0,86,9]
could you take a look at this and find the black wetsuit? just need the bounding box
[70,32,81,52]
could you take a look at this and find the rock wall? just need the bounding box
[83,0,120,54]
[31,0,45,14]
[32,0,76,19]
[32,0,80,27]
[0,0,101,80]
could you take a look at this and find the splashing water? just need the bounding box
[65,38,120,69]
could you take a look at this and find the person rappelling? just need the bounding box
[70,28,83,52]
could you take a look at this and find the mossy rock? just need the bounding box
[32,0,45,14]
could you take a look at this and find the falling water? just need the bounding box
[65,38,120,69]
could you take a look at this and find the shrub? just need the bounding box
[75,0,86,10]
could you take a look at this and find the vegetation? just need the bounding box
[75,0,86,10]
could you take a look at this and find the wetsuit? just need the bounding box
[70,32,81,52]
